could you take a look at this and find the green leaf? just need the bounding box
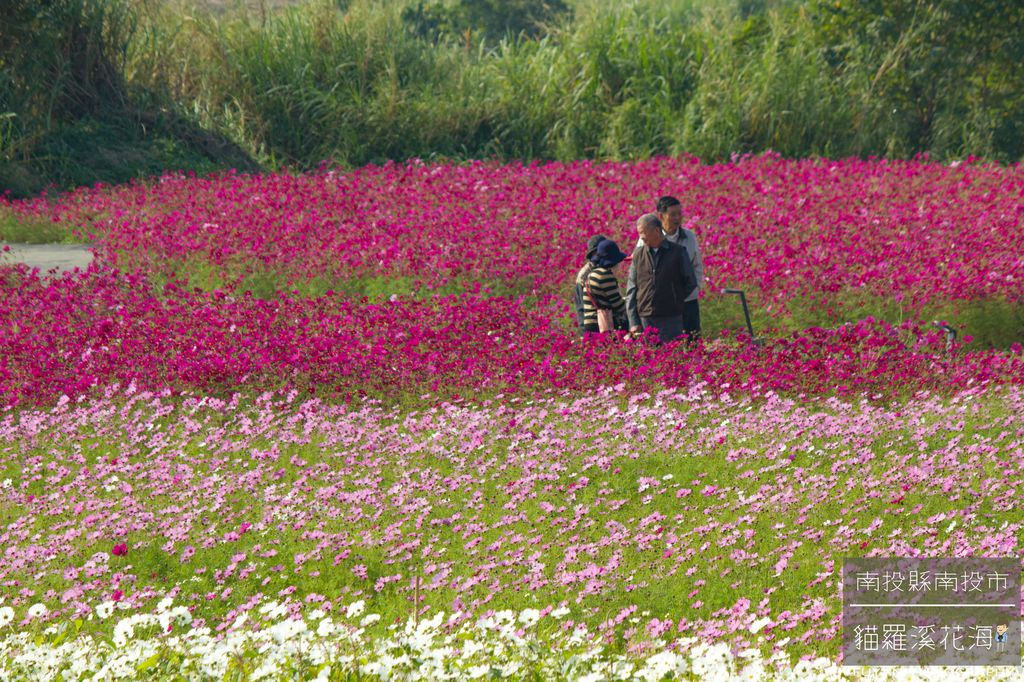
[137,652,161,673]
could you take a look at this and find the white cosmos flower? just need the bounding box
[261,603,287,621]
[494,610,514,626]
[26,603,47,619]
[345,600,365,618]
[500,661,522,676]
[749,616,772,634]
[156,597,173,613]
[269,617,307,644]
[639,650,685,681]
[95,601,115,620]
[419,611,444,631]
[360,614,381,627]
[359,661,383,675]
[550,606,570,619]
[467,664,490,679]
[738,660,766,681]
[609,660,635,679]
[170,606,192,626]
[518,609,540,627]
[112,619,135,646]
[317,618,335,638]
[158,611,172,631]
[461,638,483,657]
[0,606,13,627]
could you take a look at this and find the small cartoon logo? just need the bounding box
[995,623,1008,651]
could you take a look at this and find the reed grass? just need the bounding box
[3,0,1023,197]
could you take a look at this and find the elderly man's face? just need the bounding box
[639,223,663,249]
[659,205,683,234]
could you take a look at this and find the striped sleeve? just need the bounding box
[587,268,626,317]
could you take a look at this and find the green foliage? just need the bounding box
[4,0,1024,197]
[0,0,136,186]
[402,0,572,45]
[810,0,1024,160]
[0,0,133,125]
[680,7,856,159]
[1,114,244,197]
[0,0,259,197]
[168,1,465,165]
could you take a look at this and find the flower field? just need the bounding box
[2,154,1024,408]
[1,154,1024,679]
[9,154,1024,311]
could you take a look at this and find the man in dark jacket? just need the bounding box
[633,197,705,340]
[625,213,698,344]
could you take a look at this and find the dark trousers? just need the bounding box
[682,299,701,340]
[640,314,684,344]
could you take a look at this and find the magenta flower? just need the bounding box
[1,154,1022,407]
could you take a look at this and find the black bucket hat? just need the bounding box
[595,239,628,267]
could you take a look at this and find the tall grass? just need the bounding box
[136,0,1023,170]
[3,0,1023,196]
[0,0,256,197]
[679,9,850,158]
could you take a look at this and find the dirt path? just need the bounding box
[1,243,95,275]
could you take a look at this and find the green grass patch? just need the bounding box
[134,250,533,302]
[779,289,1024,350]
[0,112,259,199]
[0,207,86,244]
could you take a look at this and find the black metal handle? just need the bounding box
[724,288,758,342]
[933,321,957,351]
